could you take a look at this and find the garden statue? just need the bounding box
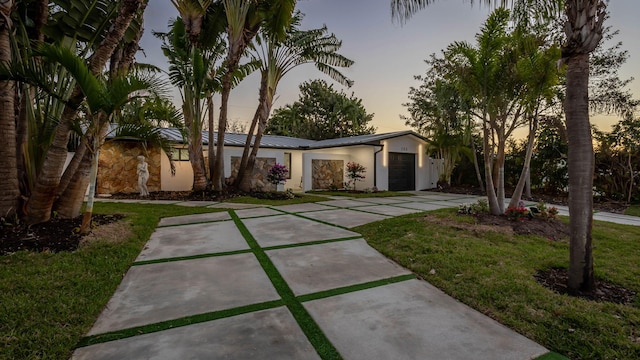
[137,155,149,196]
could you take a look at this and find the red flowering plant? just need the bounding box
[346,162,366,191]
[505,206,530,221]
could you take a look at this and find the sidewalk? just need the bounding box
[72,192,635,359]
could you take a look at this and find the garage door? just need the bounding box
[388,153,415,191]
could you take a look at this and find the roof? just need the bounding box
[156,128,426,150]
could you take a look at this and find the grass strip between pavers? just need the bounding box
[76,299,284,348]
[297,274,416,303]
[262,236,363,251]
[230,211,343,360]
[132,248,253,266]
[534,352,570,360]
[157,218,230,228]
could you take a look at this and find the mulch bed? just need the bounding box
[428,185,630,214]
[0,214,124,255]
[534,268,637,306]
[475,213,570,241]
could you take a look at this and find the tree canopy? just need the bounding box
[266,79,376,140]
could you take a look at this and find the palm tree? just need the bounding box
[32,44,169,231]
[0,0,18,217]
[212,0,296,190]
[235,13,354,192]
[391,0,606,294]
[24,0,147,224]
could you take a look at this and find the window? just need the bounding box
[171,147,189,161]
[284,152,292,179]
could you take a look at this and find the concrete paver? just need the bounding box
[267,239,411,296]
[302,208,390,228]
[304,279,548,360]
[234,207,283,219]
[158,211,230,227]
[242,214,359,247]
[87,254,279,335]
[136,220,248,261]
[74,307,319,360]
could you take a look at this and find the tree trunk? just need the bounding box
[207,94,215,182]
[495,131,506,213]
[565,53,595,294]
[57,136,88,197]
[80,143,100,234]
[482,120,500,215]
[471,139,484,193]
[236,71,267,189]
[509,117,538,208]
[240,97,273,193]
[25,0,144,224]
[212,64,235,190]
[0,0,18,217]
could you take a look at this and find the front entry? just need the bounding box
[388,152,415,191]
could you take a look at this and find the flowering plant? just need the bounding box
[505,206,530,221]
[346,162,366,191]
[267,163,289,186]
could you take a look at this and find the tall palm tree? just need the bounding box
[24,0,147,224]
[212,0,296,190]
[391,0,606,293]
[31,44,169,231]
[235,14,353,191]
[0,0,18,217]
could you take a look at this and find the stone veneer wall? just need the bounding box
[97,141,161,194]
[312,159,344,190]
[230,156,277,191]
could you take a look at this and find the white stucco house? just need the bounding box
[158,129,442,193]
[87,128,443,194]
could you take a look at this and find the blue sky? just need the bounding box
[138,0,639,135]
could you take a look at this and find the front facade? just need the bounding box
[96,129,442,194]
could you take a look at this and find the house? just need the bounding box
[91,129,443,194]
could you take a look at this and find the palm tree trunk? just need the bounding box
[509,116,538,208]
[57,136,88,198]
[236,71,267,189]
[55,143,92,218]
[212,65,235,190]
[496,131,506,213]
[25,0,144,224]
[207,94,216,182]
[471,139,484,193]
[240,98,273,193]
[482,120,500,215]
[0,0,18,217]
[80,142,100,234]
[565,53,595,294]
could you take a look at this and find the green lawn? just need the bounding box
[0,203,225,360]
[355,209,640,360]
[306,190,413,198]
[625,205,640,217]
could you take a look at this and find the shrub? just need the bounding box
[536,201,559,220]
[267,163,289,186]
[346,162,366,191]
[505,206,530,221]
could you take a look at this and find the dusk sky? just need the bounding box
[138,0,639,135]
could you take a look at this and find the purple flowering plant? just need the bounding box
[267,163,289,186]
